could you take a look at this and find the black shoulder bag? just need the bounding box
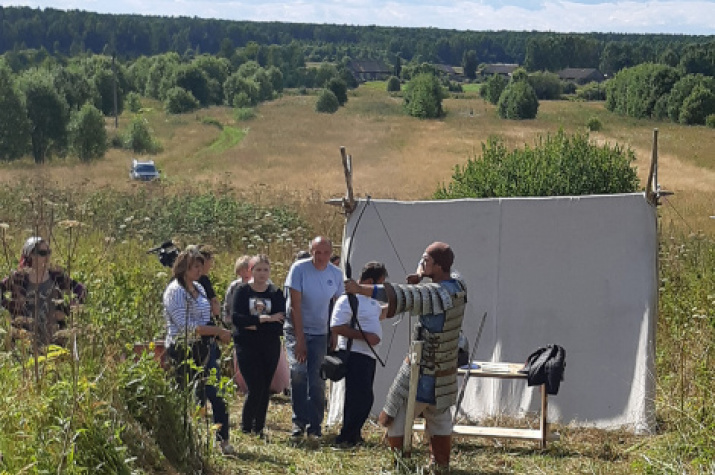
[320,294,359,382]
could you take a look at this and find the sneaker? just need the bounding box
[219,441,236,456]
[291,425,304,439]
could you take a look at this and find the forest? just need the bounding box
[1,5,714,74]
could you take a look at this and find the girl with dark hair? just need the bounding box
[231,254,286,437]
[163,245,234,455]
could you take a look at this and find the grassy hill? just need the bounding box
[0,84,713,474]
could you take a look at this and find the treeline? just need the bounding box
[1,6,713,74]
[0,49,360,163]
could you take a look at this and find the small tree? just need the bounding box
[0,61,30,161]
[315,89,339,113]
[480,73,507,105]
[498,81,539,120]
[679,86,715,125]
[20,69,70,163]
[124,115,161,154]
[462,50,478,80]
[69,103,108,161]
[327,77,348,106]
[403,73,444,119]
[386,76,401,92]
[126,92,142,113]
[164,87,199,114]
[528,71,562,100]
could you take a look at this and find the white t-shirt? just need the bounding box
[330,294,383,359]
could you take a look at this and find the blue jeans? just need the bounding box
[285,331,328,435]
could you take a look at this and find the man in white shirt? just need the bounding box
[330,262,388,446]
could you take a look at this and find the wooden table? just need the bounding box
[413,362,560,448]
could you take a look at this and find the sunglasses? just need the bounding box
[34,249,51,257]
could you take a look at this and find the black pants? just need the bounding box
[168,340,230,442]
[235,335,281,434]
[339,352,377,444]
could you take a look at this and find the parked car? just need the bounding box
[129,159,160,181]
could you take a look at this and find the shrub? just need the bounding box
[326,77,348,106]
[315,89,339,113]
[497,81,539,120]
[235,107,256,121]
[164,87,199,114]
[576,82,606,101]
[706,114,715,128]
[679,85,715,125]
[480,73,507,105]
[528,71,562,100]
[435,130,639,198]
[123,115,162,154]
[605,63,681,119]
[587,116,603,131]
[387,75,401,92]
[68,103,108,161]
[126,91,142,113]
[403,73,444,119]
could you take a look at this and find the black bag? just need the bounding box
[320,294,359,382]
[320,349,350,382]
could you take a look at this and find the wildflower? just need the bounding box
[156,271,168,279]
[0,223,8,229]
[119,224,127,230]
[58,220,83,228]
[125,216,134,223]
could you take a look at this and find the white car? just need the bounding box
[129,159,160,181]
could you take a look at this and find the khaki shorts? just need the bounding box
[387,401,453,437]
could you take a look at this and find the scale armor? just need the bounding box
[381,279,467,415]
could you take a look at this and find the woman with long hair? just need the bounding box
[231,254,286,437]
[163,245,234,455]
[1,236,85,348]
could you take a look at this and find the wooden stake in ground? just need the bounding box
[403,340,423,455]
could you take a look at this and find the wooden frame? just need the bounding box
[413,362,560,448]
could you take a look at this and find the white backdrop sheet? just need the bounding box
[329,193,657,432]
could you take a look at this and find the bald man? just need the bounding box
[284,236,344,439]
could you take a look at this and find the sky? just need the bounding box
[3,0,715,35]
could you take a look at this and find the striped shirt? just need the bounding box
[163,279,211,346]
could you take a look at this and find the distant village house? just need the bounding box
[557,68,605,85]
[346,59,392,83]
[480,63,519,79]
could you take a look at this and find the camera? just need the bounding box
[147,241,179,268]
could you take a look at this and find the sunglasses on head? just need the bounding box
[34,249,51,257]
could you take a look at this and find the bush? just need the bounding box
[587,116,603,131]
[706,114,715,128]
[575,82,607,101]
[315,89,339,113]
[235,107,256,121]
[403,73,444,119]
[123,115,162,154]
[126,91,142,113]
[605,63,681,119]
[497,81,539,120]
[387,75,401,92]
[480,73,507,105]
[164,87,199,114]
[528,71,562,100]
[326,77,348,106]
[679,85,715,125]
[68,103,108,161]
[435,130,639,198]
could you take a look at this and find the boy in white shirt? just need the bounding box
[330,262,388,446]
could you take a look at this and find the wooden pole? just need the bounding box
[646,129,658,205]
[340,146,356,215]
[403,340,423,455]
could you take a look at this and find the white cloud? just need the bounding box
[2,0,714,34]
